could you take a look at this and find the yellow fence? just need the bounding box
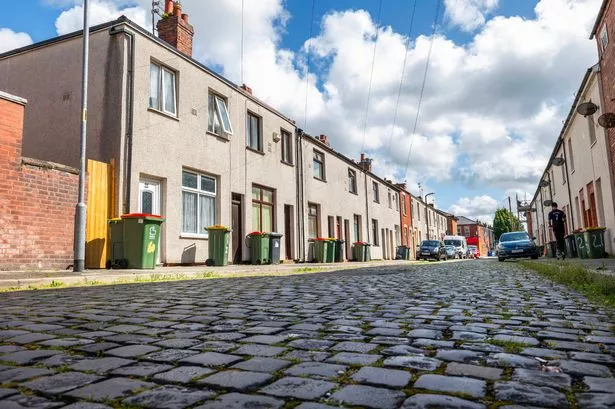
[85,159,115,269]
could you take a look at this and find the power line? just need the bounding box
[360,0,384,154]
[404,0,442,175]
[386,0,417,158]
[303,0,316,131]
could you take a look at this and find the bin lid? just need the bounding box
[108,218,122,224]
[205,225,231,232]
[268,233,283,237]
[121,213,165,222]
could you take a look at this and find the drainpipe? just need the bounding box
[364,170,370,243]
[110,24,135,214]
[539,188,547,246]
[295,128,305,262]
[561,138,575,230]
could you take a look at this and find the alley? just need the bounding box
[0,260,614,409]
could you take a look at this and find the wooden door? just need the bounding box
[86,159,113,268]
[232,194,242,263]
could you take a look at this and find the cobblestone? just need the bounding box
[0,261,613,408]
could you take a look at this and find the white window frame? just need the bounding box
[150,62,177,116]
[208,93,233,135]
[600,24,609,51]
[348,169,357,194]
[181,170,217,238]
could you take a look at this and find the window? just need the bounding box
[373,182,379,203]
[551,169,555,196]
[181,170,216,236]
[561,159,566,184]
[281,129,293,164]
[208,93,233,135]
[353,214,361,242]
[588,115,597,145]
[150,62,177,115]
[600,24,609,51]
[246,112,262,151]
[402,195,407,215]
[252,185,274,232]
[388,191,392,208]
[348,169,357,194]
[417,204,421,221]
[568,139,574,171]
[372,219,379,246]
[464,226,470,236]
[313,150,325,180]
[308,203,320,239]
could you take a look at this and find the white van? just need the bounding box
[443,235,467,259]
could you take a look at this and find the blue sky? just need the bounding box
[0,0,602,223]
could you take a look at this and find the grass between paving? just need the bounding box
[520,260,615,309]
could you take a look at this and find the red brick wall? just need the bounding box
[400,191,412,247]
[0,96,80,270]
[157,15,194,57]
[596,0,615,191]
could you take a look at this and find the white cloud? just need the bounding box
[55,0,149,35]
[449,195,499,225]
[444,0,499,31]
[0,28,33,53]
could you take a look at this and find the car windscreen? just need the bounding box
[444,240,461,246]
[422,241,440,246]
[500,232,530,242]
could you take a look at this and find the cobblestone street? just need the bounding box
[0,260,614,409]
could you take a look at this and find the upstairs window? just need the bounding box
[281,129,293,164]
[150,62,177,116]
[600,24,609,51]
[388,191,392,208]
[588,115,597,145]
[373,182,379,203]
[348,169,357,194]
[313,150,325,180]
[246,112,262,151]
[208,93,233,135]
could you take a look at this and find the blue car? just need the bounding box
[497,231,539,261]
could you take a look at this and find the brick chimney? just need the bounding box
[157,0,194,57]
[358,153,372,172]
[318,134,330,146]
[240,84,253,95]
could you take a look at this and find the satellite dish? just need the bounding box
[598,112,615,129]
[552,157,565,166]
[576,101,598,117]
[543,199,553,207]
[539,180,550,187]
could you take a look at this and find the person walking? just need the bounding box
[548,202,567,259]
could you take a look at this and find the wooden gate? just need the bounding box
[85,159,115,268]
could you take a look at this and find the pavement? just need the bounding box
[0,259,614,409]
[531,256,615,276]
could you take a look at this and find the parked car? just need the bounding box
[418,240,448,261]
[497,231,539,261]
[443,235,467,259]
[444,245,458,259]
[466,245,479,259]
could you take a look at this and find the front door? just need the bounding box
[232,193,242,263]
[284,205,293,260]
[139,179,161,263]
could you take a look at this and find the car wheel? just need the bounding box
[498,257,505,262]
[531,254,538,260]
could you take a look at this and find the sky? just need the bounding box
[0,0,603,224]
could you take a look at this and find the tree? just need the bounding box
[493,208,522,240]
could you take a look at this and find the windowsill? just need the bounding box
[207,130,231,142]
[180,233,209,240]
[349,191,358,195]
[148,107,179,121]
[373,201,380,204]
[281,160,294,167]
[246,147,265,156]
[314,176,327,183]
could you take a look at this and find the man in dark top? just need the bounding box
[548,202,567,259]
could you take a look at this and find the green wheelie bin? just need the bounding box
[353,242,367,261]
[575,232,588,259]
[584,228,606,259]
[334,239,345,262]
[205,226,231,266]
[325,239,336,263]
[106,218,126,269]
[120,213,165,269]
[313,239,329,263]
[248,232,270,264]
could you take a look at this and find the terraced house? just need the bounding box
[0,4,411,268]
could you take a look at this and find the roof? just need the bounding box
[590,0,610,38]
[457,216,477,225]
[0,16,295,126]
[0,90,27,105]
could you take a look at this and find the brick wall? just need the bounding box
[157,14,194,57]
[0,94,80,271]
[596,0,615,191]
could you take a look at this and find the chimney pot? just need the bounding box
[174,4,182,17]
[360,153,365,161]
[157,0,194,56]
[241,84,253,95]
[181,13,189,24]
[164,0,174,15]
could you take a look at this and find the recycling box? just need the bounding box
[205,226,231,266]
[120,213,165,269]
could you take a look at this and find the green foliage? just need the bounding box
[494,208,523,240]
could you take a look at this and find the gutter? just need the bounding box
[590,0,609,38]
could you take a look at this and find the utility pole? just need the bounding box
[73,0,90,273]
